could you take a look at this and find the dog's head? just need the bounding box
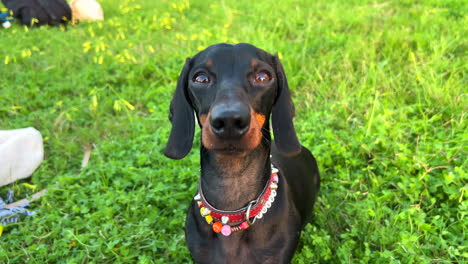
[164,43,300,159]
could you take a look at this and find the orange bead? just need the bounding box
[212,222,223,233]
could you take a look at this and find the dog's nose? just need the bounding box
[210,103,251,139]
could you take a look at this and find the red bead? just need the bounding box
[272,174,279,183]
[212,222,223,233]
[240,221,250,230]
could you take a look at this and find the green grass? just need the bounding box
[0,0,466,263]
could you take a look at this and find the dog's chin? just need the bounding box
[202,144,247,156]
[212,147,248,156]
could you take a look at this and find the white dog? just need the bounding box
[70,0,104,24]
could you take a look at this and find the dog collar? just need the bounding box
[194,164,279,236]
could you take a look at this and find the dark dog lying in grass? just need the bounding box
[165,43,320,263]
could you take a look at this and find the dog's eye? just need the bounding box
[254,72,271,83]
[193,73,210,84]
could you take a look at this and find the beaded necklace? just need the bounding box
[194,164,279,236]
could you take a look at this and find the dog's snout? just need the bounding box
[210,103,251,139]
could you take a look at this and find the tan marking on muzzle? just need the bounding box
[243,110,264,149]
[199,114,208,126]
[254,113,266,128]
[205,59,213,67]
[201,112,215,149]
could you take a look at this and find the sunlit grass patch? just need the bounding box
[0,0,465,262]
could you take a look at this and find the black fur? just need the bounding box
[164,43,320,263]
[2,0,71,26]
[165,58,195,159]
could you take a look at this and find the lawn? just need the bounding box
[0,0,466,263]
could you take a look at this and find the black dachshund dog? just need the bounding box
[165,43,320,263]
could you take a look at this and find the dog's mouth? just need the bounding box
[212,145,245,154]
[204,136,258,157]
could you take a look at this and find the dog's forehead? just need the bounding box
[193,43,271,66]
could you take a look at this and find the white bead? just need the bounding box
[256,212,263,219]
[194,193,201,201]
[269,195,275,203]
[271,190,277,197]
[265,201,272,208]
[201,208,211,216]
[221,216,229,224]
[271,168,279,174]
[261,207,267,214]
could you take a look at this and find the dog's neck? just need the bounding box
[200,144,271,211]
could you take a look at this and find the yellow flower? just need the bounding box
[83,42,92,53]
[123,100,135,111]
[176,33,188,40]
[88,26,95,37]
[23,183,37,190]
[92,95,98,108]
[409,51,416,64]
[114,100,122,112]
[93,56,104,65]
[30,18,39,26]
[21,49,32,58]
[202,29,213,37]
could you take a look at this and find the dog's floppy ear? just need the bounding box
[164,58,195,159]
[271,56,301,156]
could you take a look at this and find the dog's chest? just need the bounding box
[218,235,285,263]
[188,218,293,264]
